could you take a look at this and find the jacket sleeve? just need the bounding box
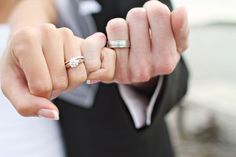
[117,57,189,128]
[151,58,189,123]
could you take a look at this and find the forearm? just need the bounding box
[8,0,57,33]
[0,0,20,23]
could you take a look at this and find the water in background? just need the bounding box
[172,0,236,26]
[167,1,236,157]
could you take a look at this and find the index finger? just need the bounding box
[11,29,52,98]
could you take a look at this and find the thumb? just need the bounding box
[1,65,59,120]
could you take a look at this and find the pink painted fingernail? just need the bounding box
[86,80,100,84]
[37,109,59,120]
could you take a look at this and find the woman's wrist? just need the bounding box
[8,0,57,33]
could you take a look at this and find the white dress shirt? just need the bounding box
[118,76,164,128]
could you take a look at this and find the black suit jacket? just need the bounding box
[55,0,189,157]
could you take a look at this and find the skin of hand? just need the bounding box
[0,0,189,120]
[0,25,116,120]
[102,1,189,85]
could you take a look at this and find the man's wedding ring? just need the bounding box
[65,56,85,69]
[107,40,130,48]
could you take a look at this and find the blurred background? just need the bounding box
[0,0,235,157]
[167,0,236,157]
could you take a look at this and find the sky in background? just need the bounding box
[172,0,236,26]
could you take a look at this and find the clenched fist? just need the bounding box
[0,24,116,119]
[106,1,189,84]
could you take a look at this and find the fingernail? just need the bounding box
[37,109,59,120]
[86,80,100,84]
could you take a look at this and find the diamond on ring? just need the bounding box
[65,56,85,69]
[107,40,130,48]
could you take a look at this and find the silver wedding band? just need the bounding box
[65,56,85,69]
[107,40,130,49]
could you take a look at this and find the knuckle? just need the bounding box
[16,104,32,117]
[29,81,52,98]
[126,8,146,22]
[157,58,176,74]
[11,28,37,57]
[39,24,59,40]
[106,18,127,33]
[131,60,151,82]
[14,27,36,38]
[39,23,56,33]
[146,1,170,18]
[12,44,28,58]
[53,78,68,91]
[132,68,151,83]
[59,27,74,39]
[12,28,36,46]
[94,32,106,40]
[114,73,130,84]
[84,36,102,48]
[83,33,105,48]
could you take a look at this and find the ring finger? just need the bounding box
[60,28,87,91]
[40,25,68,98]
[106,18,130,83]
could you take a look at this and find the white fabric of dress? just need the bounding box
[0,24,65,157]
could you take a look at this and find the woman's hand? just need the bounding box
[82,33,116,84]
[0,24,116,119]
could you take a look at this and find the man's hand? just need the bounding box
[105,0,189,85]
